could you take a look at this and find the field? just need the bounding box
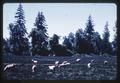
[2,54,117,80]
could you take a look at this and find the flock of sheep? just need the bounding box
[3,58,108,73]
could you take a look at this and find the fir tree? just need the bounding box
[68,32,75,51]
[63,36,72,51]
[68,32,75,45]
[84,15,94,41]
[29,12,49,56]
[84,15,95,53]
[49,34,60,56]
[9,3,30,56]
[102,22,112,54]
[103,22,110,42]
[75,28,88,54]
[49,34,73,56]
[91,32,102,54]
[112,22,117,55]
[49,34,60,49]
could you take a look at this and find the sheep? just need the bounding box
[4,63,17,71]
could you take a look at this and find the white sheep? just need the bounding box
[76,58,81,62]
[4,63,16,71]
[32,65,37,72]
[32,59,38,64]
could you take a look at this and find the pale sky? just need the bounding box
[3,3,117,43]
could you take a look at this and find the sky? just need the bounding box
[3,3,117,43]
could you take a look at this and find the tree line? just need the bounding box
[3,4,117,56]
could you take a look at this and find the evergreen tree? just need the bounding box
[9,3,30,56]
[74,28,88,54]
[103,22,110,42]
[84,15,94,40]
[63,36,73,51]
[112,22,117,55]
[29,12,49,56]
[49,34,60,49]
[68,32,75,45]
[84,15,95,53]
[49,34,60,55]
[68,32,75,51]
[91,32,102,54]
[102,22,112,54]
[49,34,73,56]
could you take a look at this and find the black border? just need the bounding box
[0,0,118,3]
[0,0,120,83]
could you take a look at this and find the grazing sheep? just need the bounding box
[32,65,37,72]
[87,63,91,68]
[48,65,56,70]
[87,59,95,69]
[4,63,16,71]
[48,61,59,70]
[58,61,70,67]
[48,60,70,70]
[32,59,38,64]
[31,59,38,72]
[76,58,81,62]
[55,61,59,66]
[104,60,108,64]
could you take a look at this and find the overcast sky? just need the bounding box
[3,3,116,42]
